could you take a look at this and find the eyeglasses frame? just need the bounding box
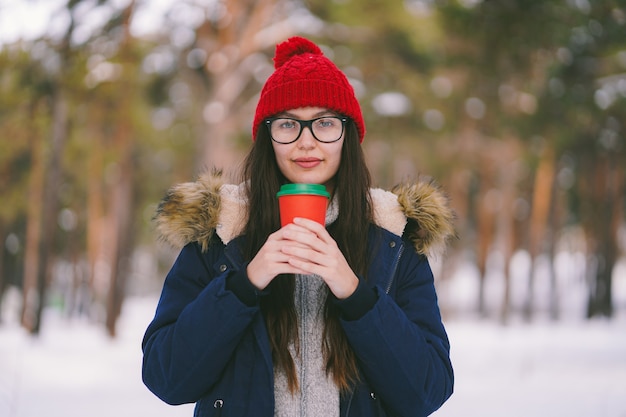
[264,116,348,144]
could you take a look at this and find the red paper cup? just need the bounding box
[276,184,330,227]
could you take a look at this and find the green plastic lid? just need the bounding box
[276,183,330,198]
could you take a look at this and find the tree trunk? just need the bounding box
[104,124,135,337]
[21,89,67,334]
[33,89,67,334]
[546,163,562,321]
[496,137,521,324]
[585,154,621,318]
[474,142,498,317]
[86,123,105,318]
[523,146,555,321]
[103,4,137,337]
[0,225,6,316]
[22,103,45,331]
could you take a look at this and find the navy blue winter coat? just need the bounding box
[142,174,455,417]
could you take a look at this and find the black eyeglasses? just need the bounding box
[265,116,348,144]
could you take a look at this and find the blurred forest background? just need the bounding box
[0,0,625,338]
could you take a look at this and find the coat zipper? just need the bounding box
[384,244,404,294]
[344,391,354,417]
[345,242,403,417]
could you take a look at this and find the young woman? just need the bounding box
[142,36,455,417]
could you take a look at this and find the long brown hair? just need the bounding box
[241,120,373,393]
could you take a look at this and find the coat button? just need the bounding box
[370,392,377,399]
[389,241,396,248]
[219,264,227,272]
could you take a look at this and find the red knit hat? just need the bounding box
[253,37,365,143]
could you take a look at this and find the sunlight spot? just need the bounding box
[423,109,445,131]
[431,76,453,98]
[465,97,485,119]
[372,92,412,117]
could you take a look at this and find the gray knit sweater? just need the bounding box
[273,274,340,417]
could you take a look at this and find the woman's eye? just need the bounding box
[317,118,335,128]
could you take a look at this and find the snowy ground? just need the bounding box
[438,317,626,417]
[0,296,194,417]
[1,295,626,417]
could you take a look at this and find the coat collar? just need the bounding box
[154,171,455,257]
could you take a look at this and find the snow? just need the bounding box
[0,296,194,417]
[1,295,626,417]
[437,318,626,417]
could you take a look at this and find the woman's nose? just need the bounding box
[297,126,317,148]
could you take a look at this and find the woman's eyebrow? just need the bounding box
[277,110,338,118]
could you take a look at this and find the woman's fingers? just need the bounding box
[281,218,359,299]
[246,227,316,289]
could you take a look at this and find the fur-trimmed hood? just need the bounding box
[154,172,455,257]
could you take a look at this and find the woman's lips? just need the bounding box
[294,157,322,168]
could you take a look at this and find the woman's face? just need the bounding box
[270,107,344,192]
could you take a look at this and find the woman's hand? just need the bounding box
[279,217,359,299]
[245,225,309,291]
[246,218,359,299]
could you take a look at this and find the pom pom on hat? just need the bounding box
[273,37,323,68]
[253,37,365,143]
